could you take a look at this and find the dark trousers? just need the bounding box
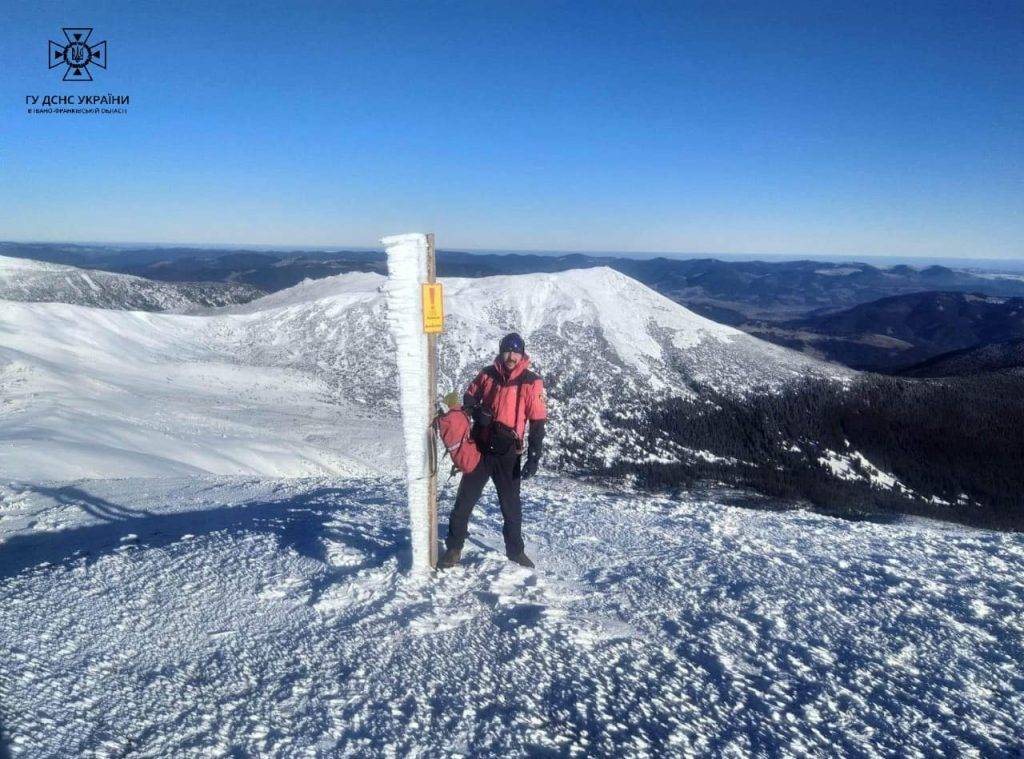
[445,451,524,557]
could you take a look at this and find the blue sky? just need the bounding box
[2,1,1021,258]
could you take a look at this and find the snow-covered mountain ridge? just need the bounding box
[0,264,846,480]
[195,267,1018,520]
[0,254,262,311]
[220,267,856,474]
[217,265,841,395]
[225,267,843,398]
[5,262,1013,522]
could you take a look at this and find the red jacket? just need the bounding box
[465,354,547,445]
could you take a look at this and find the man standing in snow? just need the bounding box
[438,332,547,570]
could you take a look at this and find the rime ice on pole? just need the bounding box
[381,233,431,571]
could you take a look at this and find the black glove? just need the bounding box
[521,452,540,480]
[462,394,490,427]
[522,419,545,480]
[472,405,494,428]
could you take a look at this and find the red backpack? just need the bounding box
[433,408,481,474]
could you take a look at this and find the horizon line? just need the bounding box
[2,238,1023,266]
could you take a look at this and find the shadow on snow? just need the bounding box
[0,484,412,586]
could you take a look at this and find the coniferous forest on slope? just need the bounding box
[592,373,1024,530]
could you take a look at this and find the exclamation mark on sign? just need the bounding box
[422,282,444,333]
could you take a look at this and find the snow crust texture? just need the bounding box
[1,476,1021,757]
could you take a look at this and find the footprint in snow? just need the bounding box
[311,573,379,615]
[322,539,366,568]
[407,605,475,635]
[472,563,556,630]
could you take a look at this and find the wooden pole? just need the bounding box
[425,233,439,569]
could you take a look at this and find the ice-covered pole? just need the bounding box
[382,232,436,571]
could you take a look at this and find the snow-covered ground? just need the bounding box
[2,475,1021,756]
[0,298,404,480]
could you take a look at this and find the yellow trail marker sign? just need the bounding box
[422,282,444,333]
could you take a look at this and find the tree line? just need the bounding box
[587,373,1024,530]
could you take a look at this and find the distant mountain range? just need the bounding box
[6,242,1024,317]
[4,242,1024,375]
[0,243,387,294]
[745,291,1024,372]
[599,258,1024,322]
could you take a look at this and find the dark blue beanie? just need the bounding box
[499,332,525,354]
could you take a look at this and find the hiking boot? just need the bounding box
[508,552,535,569]
[437,547,462,570]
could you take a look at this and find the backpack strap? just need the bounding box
[513,370,539,437]
[475,365,501,409]
[516,377,523,441]
[507,375,527,453]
